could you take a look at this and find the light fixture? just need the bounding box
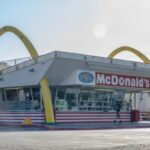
[29,68,35,72]
[0,76,3,81]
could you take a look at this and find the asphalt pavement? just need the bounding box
[0,126,150,149]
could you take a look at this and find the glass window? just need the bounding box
[32,87,41,110]
[54,88,132,112]
[0,89,7,111]
[111,91,125,111]
[0,89,5,101]
[6,89,18,101]
[96,91,105,101]
[18,89,25,101]
[6,89,18,110]
[66,88,80,111]
[81,91,90,101]
[0,87,43,111]
[17,89,26,110]
[32,87,40,100]
[57,89,65,99]
[24,88,32,100]
[90,91,96,101]
[123,92,132,111]
[55,88,67,111]
[55,88,80,111]
[66,93,76,110]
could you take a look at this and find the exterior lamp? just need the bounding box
[29,68,35,72]
[0,76,3,81]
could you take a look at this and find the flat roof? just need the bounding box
[1,50,150,76]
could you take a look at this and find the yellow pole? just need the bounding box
[40,78,55,123]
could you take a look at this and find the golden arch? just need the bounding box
[0,26,55,124]
[108,46,150,64]
[0,26,38,58]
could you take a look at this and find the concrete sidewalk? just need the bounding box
[45,121,150,130]
[1,121,150,131]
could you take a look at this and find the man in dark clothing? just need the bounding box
[116,101,121,119]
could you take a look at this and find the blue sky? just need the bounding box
[0,0,150,62]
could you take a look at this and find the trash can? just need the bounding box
[131,110,140,122]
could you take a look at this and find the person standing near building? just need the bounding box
[114,101,122,123]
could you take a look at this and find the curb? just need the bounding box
[1,123,150,131]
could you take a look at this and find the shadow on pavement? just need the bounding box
[1,121,150,132]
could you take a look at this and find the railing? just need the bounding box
[0,101,40,111]
[141,112,150,120]
[0,57,30,71]
[0,51,150,76]
[0,52,56,75]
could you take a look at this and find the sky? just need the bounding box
[0,0,150,62]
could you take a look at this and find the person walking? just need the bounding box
[114,101,122,123]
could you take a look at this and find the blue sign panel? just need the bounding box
[78,72,94,83]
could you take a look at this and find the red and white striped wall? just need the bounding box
[0,111,134,124]
[140,112,150,121]
[55,112,131,123]
[0,111,45,124]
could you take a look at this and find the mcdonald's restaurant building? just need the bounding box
[0,51,150,124]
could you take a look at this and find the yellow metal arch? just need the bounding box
[0,26,55,124]
[108,46,150,64]
[0,26,38,58]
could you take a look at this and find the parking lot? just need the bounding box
[0,126,150,150]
